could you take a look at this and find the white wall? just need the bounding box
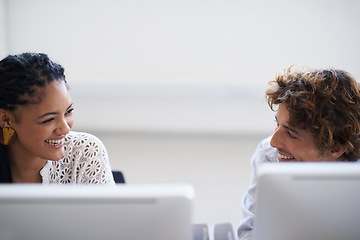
[96,132,267,225]
[2,0,360,226]
[3,0,360,133]
[0,0,7,56]
[5,0,360,87]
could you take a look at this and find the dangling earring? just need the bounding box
[0,127,17,145]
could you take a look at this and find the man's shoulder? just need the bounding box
[257,136,276,155]
[258,135,272,147]
[252,135,277,164]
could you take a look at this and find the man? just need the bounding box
[237,66,360,239]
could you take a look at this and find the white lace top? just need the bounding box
[40,131,115,185]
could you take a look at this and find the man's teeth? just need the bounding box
[46,139,63,145]
[279,153,294,160]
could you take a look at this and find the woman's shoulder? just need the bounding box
[63,131,108,161]
[64,131,106,153]
[65,131,103,145]
[48,131,112,184]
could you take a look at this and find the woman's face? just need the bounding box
[8,81,74,162]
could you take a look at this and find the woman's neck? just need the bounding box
[11,166,43,183]
[7,145,47,183]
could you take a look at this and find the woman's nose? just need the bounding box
[55,118,71,135]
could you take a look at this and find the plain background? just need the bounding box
[1,0,360,225]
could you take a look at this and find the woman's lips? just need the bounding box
[45,138,64,148]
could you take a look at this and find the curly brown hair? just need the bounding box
[266,66,360,161]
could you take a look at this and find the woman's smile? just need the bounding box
[45,137,65,148]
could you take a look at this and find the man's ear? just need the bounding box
[330,142,346,160]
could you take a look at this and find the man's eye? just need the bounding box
[274,119,279,127]
[288,132,297,139]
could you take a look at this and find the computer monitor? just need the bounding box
[253,162,360,240]
[0,183,194,240]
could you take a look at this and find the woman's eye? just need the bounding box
[65,108,74,115]
[41,118,54,124]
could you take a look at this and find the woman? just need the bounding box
[0,52,115,184]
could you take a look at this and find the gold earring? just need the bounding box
[0,127,17,145]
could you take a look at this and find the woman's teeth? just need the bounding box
[45,139,63,145]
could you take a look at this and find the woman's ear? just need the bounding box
[0,108,12,128]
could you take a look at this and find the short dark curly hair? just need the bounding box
[266,66,360,161]
[0,52,67,182]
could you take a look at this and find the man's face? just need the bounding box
[270,103,342,162]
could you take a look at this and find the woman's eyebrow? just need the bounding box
[38,103,73,119]
[66,103,74,110]
[38,111,57,119]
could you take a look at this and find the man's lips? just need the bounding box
[278,152,295,161]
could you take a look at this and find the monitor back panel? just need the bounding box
[254,163,360,240]
[0,184,194,240]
